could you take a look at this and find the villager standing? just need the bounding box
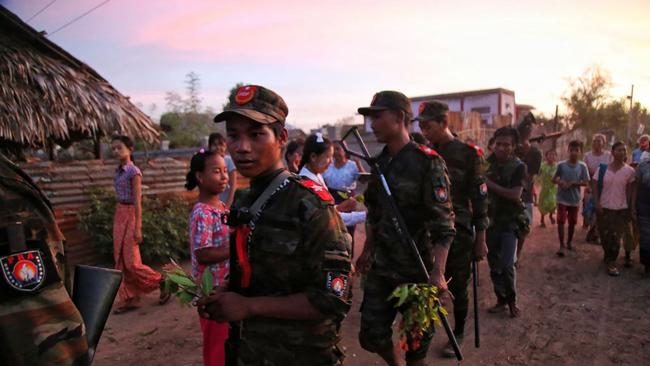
[111,135,169,313]
[186,150,231,366]
[592,141,636,276]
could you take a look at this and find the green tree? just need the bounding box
[184,71,202,113]
[561,66,611,133]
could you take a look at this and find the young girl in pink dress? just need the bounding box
[185,150,230,366]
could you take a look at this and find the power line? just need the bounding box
[27,0,58,22]
[48,0,112,36]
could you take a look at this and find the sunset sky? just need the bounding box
[3,0,650,129]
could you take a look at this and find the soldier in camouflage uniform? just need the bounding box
[0,153,89,365]
[484,127,528,318]
[198,85,352,366]
[415,101,489,357]
[355,91,456,366]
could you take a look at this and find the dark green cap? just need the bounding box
[214,85,288,125]
[412,100,449,122]
[358,90,412,116]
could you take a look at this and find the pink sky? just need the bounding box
[4,0,650,129]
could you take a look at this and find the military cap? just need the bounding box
[358,90,412,116]
[412,100,449,122]
[214,85,288,125]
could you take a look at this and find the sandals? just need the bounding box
[607,267,620,277]
[159,280,171,305]
[488,303,508,314]
[113,299,140,314]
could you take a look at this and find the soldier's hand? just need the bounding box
[428,271,453,305]
[473,231,488,261]
[196,287,228,320]
[336,198,357,213]
[355,250,372,275]
[211,292,251,322]
[196,293,223,321]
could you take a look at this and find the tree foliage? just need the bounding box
[562,66,649,143]
[161,72,222,147]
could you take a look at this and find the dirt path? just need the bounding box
[94,215,650,365]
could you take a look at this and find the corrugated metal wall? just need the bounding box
[20,157,191,266]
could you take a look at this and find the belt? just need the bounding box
[117,201,134,205]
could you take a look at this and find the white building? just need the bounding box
[410,88,517,125]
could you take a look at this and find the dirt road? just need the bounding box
[94,217,650,365]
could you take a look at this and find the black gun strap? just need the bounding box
[248,170,292,219]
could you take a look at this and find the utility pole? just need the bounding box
[553,104,559,150]
[627,84,634,145]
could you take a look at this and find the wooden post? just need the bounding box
[93,135,101,159]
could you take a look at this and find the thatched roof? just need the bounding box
[0,6,159,148]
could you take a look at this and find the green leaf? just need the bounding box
[178,291,194,305]
[201,269,214,296]
[166,273,197,288]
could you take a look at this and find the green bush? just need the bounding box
[78,188,191,264]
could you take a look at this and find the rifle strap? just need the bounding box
[235,170,291,288]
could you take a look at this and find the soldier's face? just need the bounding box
[369,110,403,143]
[493,135,515,161]
[418,120,444,144]
[226,116,288,178]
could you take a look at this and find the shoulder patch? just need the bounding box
[418,144,439,157]
[468,143,484,157]
[298,179,334,202]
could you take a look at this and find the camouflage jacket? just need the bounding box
[434,139,489,234]
[485,154,529,233]
[229,169,352,349]
[364,142,456,281]
[0,154,88,365]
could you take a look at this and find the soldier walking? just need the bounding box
[197,85,352,366]
[415,101,489,357]
[355,91,456,366]
[484,127,528,318]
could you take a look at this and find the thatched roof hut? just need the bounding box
[0,6,159,151]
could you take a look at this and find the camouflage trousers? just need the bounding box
[445,228,474,335]
[359,272,434,362]
[0,283,88,366]
[236,336,343,366]
[486,229,518,305]
[597,208,633,264]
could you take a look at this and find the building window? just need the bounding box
[471,106,491,124]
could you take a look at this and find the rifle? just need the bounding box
[472,259,480,348]
[528,130,565,144]
[340,127,463,361]
[72,265,122,364]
